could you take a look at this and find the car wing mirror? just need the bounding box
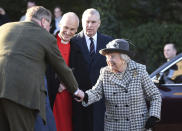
[152,79,159,84]
[152,72,163,84]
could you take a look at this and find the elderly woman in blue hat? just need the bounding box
[81,39,162,131]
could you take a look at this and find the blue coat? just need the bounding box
[34,78,57,131]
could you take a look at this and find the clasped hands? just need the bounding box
[58,83,85,102]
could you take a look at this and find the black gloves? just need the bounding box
[145,116,159,129]
[73,92,88,103]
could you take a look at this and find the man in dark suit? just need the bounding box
[0,6,84,131]
[70,8,113,131]
[162,43,182,83]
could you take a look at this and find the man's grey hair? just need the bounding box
[82,8,100,20]
[120,54,130,63]
[25,6,52,23]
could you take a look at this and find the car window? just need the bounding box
[170,60,182,83]
[160,60,182,84]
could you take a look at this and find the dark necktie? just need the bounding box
[89,37,95,57]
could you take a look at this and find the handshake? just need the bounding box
[73,89,85,102]
[58,83,86,102]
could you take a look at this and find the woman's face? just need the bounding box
[106,52,124,73]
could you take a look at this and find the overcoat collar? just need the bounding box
[81,31,91,63]
[78,31,104,64]
[107,60,137,88]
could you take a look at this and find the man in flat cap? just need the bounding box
[0,6,84,131]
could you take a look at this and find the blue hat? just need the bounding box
[99,39,133,57]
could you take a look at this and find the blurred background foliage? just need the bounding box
[1,0,182,73]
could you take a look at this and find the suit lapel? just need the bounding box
[91,33,106,63]
[78,31,91,64]
[78,32,107,64]
[96,33,103,53]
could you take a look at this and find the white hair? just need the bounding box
[120,54,130,63]
[82,8,100,21]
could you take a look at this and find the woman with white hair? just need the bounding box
[81,39,162,131]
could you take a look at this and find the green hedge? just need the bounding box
[0,0,90,22]
[2,0,182,74]
[92,0,182,73]
[120,22,182,73]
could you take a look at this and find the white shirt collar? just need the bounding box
[84,33,97,52]
[58,33,69,44]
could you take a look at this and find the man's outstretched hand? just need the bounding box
[74,89,85,102]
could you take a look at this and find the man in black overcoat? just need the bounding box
[70,8,113,131]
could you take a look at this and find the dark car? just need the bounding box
[150,53,182,131]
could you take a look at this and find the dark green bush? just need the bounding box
[121,22,182,73]
[0,0,90,22]
[92,0,182,73]
[2,0,182,74]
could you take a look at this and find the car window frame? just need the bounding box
[150,53,182,86]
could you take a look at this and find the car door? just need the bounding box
[150,53,182,123]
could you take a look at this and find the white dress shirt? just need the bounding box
[84,33,97,52]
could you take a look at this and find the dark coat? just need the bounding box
[46,31,62,109]
[0,21,78,122]
[70,31,113,131]
[0,14,10,26]
[49,19,56,34]
[46,64,60,109]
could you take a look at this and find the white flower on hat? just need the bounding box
[107,41,119,48]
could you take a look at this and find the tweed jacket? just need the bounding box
[0,21,78,122]
[83,60,162,131]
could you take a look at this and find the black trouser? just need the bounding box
[0,99,36,131]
